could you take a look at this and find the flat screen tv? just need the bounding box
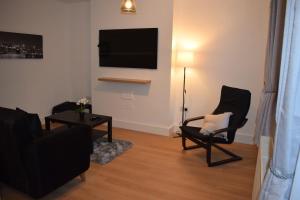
[98,28,158,69]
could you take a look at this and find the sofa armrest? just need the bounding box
[24,125,92,198]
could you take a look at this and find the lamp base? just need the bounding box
[173,131,182,138]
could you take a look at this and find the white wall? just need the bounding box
[0,0,270,144]
[68,0,91,101]
[91,0,174,135]
[90,0,269,142]
[0,0,91,119]
[172,0,270,143]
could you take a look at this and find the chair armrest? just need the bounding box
[24,125,92,198]
[183,116,205,126]
[209,118,248,137]
[210,127,236,137]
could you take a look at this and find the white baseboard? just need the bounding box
[112,120,254,144]
[235,132,254,144]
[113,119,172,136]
[170,124,254,144]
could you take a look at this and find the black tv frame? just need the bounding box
[98,28,158,69]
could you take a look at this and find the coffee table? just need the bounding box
[45,110,112,142]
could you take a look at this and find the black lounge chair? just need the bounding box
[180,85,251,167]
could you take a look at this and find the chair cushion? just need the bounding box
[181,126,229,144]
[200,112,232,139]
[52,102,78,114]
[16,108,43,140]
[52,101,92,114]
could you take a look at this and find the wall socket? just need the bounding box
[121,92,134,100]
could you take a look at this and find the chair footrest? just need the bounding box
[183,144,202,150]
[208,156,242,167]
[182,136,243,167]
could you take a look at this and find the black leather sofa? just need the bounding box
[0,107,92,199]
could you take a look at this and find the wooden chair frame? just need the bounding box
[182,117,247,167]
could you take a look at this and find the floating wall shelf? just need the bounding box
[98,77,151,84]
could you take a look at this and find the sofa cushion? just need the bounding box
[16,108,43,140]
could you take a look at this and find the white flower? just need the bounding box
[77,97,89,105]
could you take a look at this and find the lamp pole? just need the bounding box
[174,66,187,138]
[182,67,186,125]
[174,50,194,138]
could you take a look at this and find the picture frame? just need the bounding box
[0,31,43,59]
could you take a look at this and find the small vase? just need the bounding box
[79,112,85,121]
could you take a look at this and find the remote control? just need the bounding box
[90,116,100,121]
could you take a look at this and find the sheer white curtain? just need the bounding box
[259,0,300,199]
[290,151,300,199]
[254,0,286,144]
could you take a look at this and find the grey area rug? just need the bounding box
[91,137,133,165]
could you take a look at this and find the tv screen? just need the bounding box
[99,28,158,69]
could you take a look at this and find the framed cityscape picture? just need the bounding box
[0,31,43,59]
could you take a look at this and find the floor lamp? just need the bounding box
[175,51,194,137]
[182,66,187,125]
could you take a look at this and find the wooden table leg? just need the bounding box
[108,118,112,142]
[80,173,86,182]
[45,117,51,130]
[0,184,2,200]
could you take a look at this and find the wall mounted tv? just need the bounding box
[98,28,158,69]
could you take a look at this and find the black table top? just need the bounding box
[45,110,111,128]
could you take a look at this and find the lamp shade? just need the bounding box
[121,0,136,13]
[177,51,194,67]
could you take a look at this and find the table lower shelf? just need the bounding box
[91,129,109,141]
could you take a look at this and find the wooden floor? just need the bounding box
[1,127,257,200]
